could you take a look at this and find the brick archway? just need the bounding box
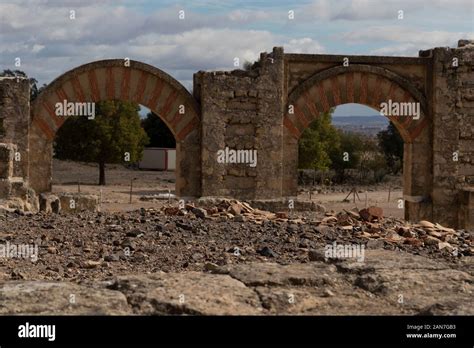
[283,64,428,142]
[282,64,433,222]
[29,59,201,197]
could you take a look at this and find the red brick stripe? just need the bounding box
[303,91,318,120]
[399,91,415,128]
[177,117,199,141]
[55,86,69,102]
[134,71,148,104]
[42,101,62,128]
[149,79,164,110]
[360,74,368,105]
[372,76,384,107]
[88,70,100,102]
[346,73,354,103]
[169,109,183,129]
[71,76,86,102]
[303,99,318,123]
[161,90,179,118]
[408,116,428,142]
[33,116,56,140]
[385,82,397,101]
[294,104,311,129]
[330,76,341,105]
[284,116,300,138]
[317,84,330,112]
[120,68,131,100]
[106,67,115,100]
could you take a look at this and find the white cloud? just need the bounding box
[0,0,471,87]
[283,38,325,53]
[341,26,474,55]
[300,0,473,21]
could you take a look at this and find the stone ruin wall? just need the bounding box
[0,78,29,179]
[430,41,474,228]
[195,47,285,200]
[0,78,38,211]
[0,42,473,228]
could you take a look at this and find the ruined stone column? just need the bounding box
[403,125,433,222]
[196,47,285,199]
[430,40,474,228]
[0,78,30,180]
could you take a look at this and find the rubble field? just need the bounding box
[0,199,472,315]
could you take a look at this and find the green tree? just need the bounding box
[141,112,176,148]
[377,122,404,174]
[357,136,388,183]
[54,100,149,185]
[329,130,364,182]
[298,110,340,171]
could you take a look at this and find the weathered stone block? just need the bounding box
[39,193,61,213]
[10,178,28,198]
[57,193,99,213]
[0,179,12,197]
[224,176,256,190]
[0,143,15,179]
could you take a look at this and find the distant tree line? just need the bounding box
[298,109,404,184]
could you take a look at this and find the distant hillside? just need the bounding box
[332,115,389,126]
[332,115,389,137]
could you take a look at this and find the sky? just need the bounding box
[1,0,473,117]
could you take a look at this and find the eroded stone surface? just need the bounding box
[108,272,263,315]
[254,286,398,315]
[0,249,472,315]
[215,262,339,287]
[0,281,130,315]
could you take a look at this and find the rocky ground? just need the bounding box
[0,199,472,315]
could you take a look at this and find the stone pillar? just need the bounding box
[403,125,433,222]
[196,47,285,199]
[459,188,474,229]
[430,40,474,228]
[0,77,30,180]
[282,128,298,197]
[175,128,201,198]
[254,48,285,198]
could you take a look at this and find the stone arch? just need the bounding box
[282,64,433,222]
[283,64,429,143]
[29,59,201,197]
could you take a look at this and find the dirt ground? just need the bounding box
[52,159,175,212]
[52,159,404,217]
[0,160,470,316]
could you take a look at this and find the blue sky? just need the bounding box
[1,0,473,117]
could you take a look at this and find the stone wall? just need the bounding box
[0,43,472,227]
[429,40,474,228]
[0,78,29,179]
[0,143,38,211]
[195,47,285,199]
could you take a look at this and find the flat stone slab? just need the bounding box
[214,262,339,286]
[254,286,399,315]
[108,272,263,315]
[331,249,452,273]
[353,268,473,314]
[0,281,130,315]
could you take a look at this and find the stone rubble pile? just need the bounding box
[163,199,281,224]
[162,200,472,255]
